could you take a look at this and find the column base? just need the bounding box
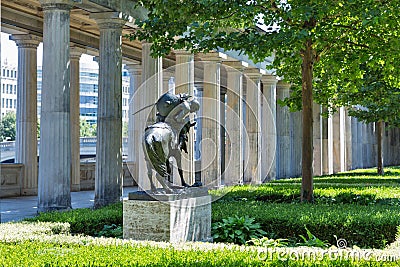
[70,184,80,192]
[21,188,38,196]
[37,205,71,213]
[123,187,212,242]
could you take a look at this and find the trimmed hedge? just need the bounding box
[1,241,400,266]
[211,184,400,205]
[212,201,400,249]
[24,203,122,236]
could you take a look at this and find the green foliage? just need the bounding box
[2,241,400,267]
[211,167,400,206]
[212,201,399,249]
[212,216,266,245]
[247,237,289,248]
[0,111,16,141]
[95,224,123,238]
[24,202,122,236]
[79,119,97,137]
[131,0,399,109]
[298,227,329,248]
[122,122,128,137]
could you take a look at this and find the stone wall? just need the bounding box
[0,164,23,197]
[0,162,137,198]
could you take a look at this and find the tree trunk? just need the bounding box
[301,39,314,202]
[376,121,384,175]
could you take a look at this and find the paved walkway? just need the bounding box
[0,187,137,223]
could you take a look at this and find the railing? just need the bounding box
[0,137,128,161]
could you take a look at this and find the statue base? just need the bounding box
[123,187,212,243]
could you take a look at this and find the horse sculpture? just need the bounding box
[142,92,200,193]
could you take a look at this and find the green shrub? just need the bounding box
[1,241,400,266]
[212,216,266,245]
[297,227,329,248]
[247,237,289,247]
[95,224,123,238]
[211,184,400,206]
[212,201,400,249]
[24,202,122,236]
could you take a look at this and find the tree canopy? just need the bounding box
[130,0,400,201]
[0,112,16,141]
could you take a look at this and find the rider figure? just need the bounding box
[156,93,200,153]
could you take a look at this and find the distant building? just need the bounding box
[0,62,18,118]
[2,61,130,124]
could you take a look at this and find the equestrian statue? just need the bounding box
[142,92,201,193]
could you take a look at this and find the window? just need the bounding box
[13,100,16,108]
[14,71,17,78]
[2,84,4,93]
[2,99,4,108]
[2,69,5,77]
[6,85,8,94]
[14,85,16,94]
[6,99,9,108]
[7,70,9,77]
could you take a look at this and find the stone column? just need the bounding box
[351,117,360,169]
[174,50,195,186]
[163,69,174,94]
[276,81,291,178]
[243,68,262,184]
[220,88,226,183]
[321,107,329,174]
[312,103,322,176]
[329,112,341,174]
[200,54,221,188]
[137,42,163,190]
[38,0,74,211]
[344,109,353,171]
[10,34,41,196]
[70,46,85,192]
[261,75,278,180]
[125,63,142,182]
[91,12,127,207]
[224,63,244,185]
[290,109,302,177]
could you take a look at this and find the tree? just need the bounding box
[338,67,400,175]
[80,119,97,137]
[131,0,399,202]
[0,112,16,141]
[122,122,128,137]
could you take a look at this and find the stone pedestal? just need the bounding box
[123,188,211,243]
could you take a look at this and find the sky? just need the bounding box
[1,32,98,68]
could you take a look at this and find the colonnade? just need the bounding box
[8,0,400,212]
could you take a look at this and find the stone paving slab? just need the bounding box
[0,187,137,223]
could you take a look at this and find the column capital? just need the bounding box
[70,45,86,60]
[197,51,227,62]
[125,63,142,75]
[10,34,41,48]
[39,0,74,11]
[173,49,193,56]
[223,61,247,72]
[276,80,291,91]
[260,75,278,86]
[244,68,263,82]
[90,12,127,29]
